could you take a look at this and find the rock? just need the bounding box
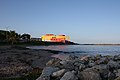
[107,60,118,72]
[88,62,95,67]
[60,71,78,80]
[108,72,116,80]
[95,57,109,65]
[114,54,120,61]
[78,68,101,80]
[52,69,66,77]
[80,55,90,61]
[59,60,75,70]
[79,64,86,71]
[46,58,61,67]
[67,55,78,60]
[116,69,120,77]
[114,76,120,80]
[73,60,85,71]
[92,64,109,80]
[36,67,59,80]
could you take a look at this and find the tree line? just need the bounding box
[0,30,30,45]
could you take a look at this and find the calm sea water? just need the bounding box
[28,45,120,56]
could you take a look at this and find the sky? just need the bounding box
[0,0,120,44]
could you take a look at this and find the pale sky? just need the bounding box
[0,0,120,44]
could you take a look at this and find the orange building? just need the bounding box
[41,34,70,43]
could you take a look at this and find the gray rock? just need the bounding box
[60,71,78,80]
[78,68,101,80]
[116,69,120,77]
[46,58,61,67]
[114,76,120,80]
[114,54,120,61]
[67,55,78,60]
[88,62,95,67]
[95,57,109,65]
[92,64,109,79]
[108,72,116,80]
[60,60,75,70]
[52,69,66,77]
[79,64,86,71]
[107,60,118,71]
[36,67,59,80]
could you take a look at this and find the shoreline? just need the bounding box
[0,45,56,79]
[1,45,120,80]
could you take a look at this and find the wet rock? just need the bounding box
[36,67,59,80]
[60,71,78,80]
[52,69,66,77]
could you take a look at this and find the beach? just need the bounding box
[0,45,55,79]
[1,45,120,80]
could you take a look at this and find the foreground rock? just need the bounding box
[60,71,78,80]
[36,67,59,80]
[0,46,54,78]
[37,54,120,80]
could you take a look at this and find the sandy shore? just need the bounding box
[0,45,56,79]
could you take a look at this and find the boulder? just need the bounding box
[107,60,118,72]
[108,72,116,80]
[95,57,109,65]
[52,69,66,77]
[114,76,120,80]
[116,69,120,77]
[92,64,109,79]
[78,68,101,80]
[80,55,90,64]
[59,60,75,70]
[79,64,86,71]
[36,67,59,80]
[114,54,120,61]
[88,62,95,67]
[46,58,61,67]
[60,71,78,80]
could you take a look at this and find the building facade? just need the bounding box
[41,34,70,43]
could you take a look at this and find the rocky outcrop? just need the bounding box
[36,54,120,80]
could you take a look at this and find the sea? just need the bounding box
[27,45,120,56]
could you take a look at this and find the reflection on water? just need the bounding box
[28,45,120,56]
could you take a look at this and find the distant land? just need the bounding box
[79,44,120,46]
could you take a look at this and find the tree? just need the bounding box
[8,31,17,45]
[21,33,31,41]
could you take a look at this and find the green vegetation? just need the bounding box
[0,30,31,45]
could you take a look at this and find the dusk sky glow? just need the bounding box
[0,0,120,44]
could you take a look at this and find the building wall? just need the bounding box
[41,34,70,42]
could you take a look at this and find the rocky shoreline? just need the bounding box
[0,46,55,79]
[1,45,120,80]
[37,54,120,80]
